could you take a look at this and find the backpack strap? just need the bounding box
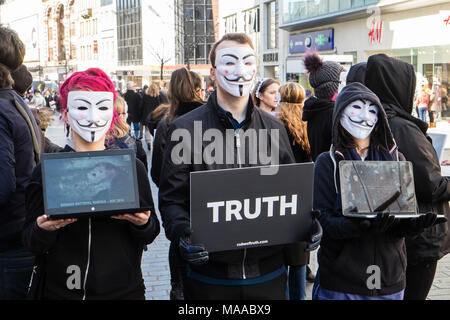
[0,93,41,163]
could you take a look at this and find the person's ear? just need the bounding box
[210,67,216,82]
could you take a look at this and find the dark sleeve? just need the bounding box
[135,139,148,172]
[393,121,450,203]
[313,153,364,240]
[128,159,160,245]
[0,115,16,206]
[157,122,191,243]
[22,164,59,254]
[150,120,168,187]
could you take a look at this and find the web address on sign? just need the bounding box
[236,240,269,247]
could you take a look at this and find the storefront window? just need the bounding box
[282,0,380,25]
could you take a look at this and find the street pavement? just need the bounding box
[44,113,450,300]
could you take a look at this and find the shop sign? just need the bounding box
[444,15,450,26]
[263,53,278,63]
[368,20,383,44]
[289,29,334,54]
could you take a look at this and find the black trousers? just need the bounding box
[184,272,287,300]
[404,260,438,300]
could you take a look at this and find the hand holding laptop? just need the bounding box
[37,215,78,232]
[111,211,151,226]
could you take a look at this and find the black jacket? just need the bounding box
[123,90,142,123]
[365,54,450,263]
[302,97,334,161]
[158,92,297,280]
[314,82,407,296]
[0,88,42,252]
[151,101,203,187]
[22,145,160,300]
[141,94,160,124]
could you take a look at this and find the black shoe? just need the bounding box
[306,266,316,283]
[170,282,184,300]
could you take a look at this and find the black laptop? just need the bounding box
[41,149,150,219]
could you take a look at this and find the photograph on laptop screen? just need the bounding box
[44,154,136,210]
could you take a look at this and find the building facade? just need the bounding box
[279,0,450,97]
[218,0,281,80]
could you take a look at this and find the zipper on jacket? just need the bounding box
[235,131,247,280]
[82,218,92,300]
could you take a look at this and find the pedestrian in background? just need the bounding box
[365,53,450,300]
[151,68,204,300]
[124,81,143,139]
[141,83,161,151]
[159,80,169,104]
[22,68,160,300]
[302,52,345,161]
[0,26,42,300]
[31,89,46,109]
[252,78,281,116]
[278,82,312,300]
[106,96,149,172]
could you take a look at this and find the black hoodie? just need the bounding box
[365,54,450,263]
[302,96,335,161]
[313,82,407,296]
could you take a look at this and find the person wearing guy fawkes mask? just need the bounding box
[158,33,322,299]
[312,82,440,300]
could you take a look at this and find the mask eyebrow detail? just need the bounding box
[74,98,92,105]
[222,54,239,60]
[243,54,255,60]
[96,99,112,105]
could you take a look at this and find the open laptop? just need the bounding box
[340,161,419,218]
[41,149,150,219]
[340,161,447,223]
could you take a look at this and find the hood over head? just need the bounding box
[365,54,416,115]
[346,62,367,85]
[332,82,396,153]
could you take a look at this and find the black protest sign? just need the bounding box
[190,163,314,253]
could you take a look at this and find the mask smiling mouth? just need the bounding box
[224,75,253,83]
[349,117,374,128]
[76,120,108,129]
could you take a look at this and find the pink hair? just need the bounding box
[59,68,119,130]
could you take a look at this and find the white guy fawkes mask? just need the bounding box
[214,46,257,97]
[340,99,378,140]
[67,91,114,143]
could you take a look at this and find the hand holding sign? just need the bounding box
[179,228,209,265]
[306,210,322,252]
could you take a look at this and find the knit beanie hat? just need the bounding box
[303,52,344,99]
[11,64,33,96]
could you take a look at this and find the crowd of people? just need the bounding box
[1,25,449,301]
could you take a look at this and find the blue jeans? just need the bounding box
[0,248,35,300]
[286,265,307,300]
[418,107,428,122]
[131,122,142,138]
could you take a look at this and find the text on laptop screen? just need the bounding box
[43,154,136,210]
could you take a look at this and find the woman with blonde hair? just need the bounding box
[278,82,311,163]
[278,82,312,300]
[106,96,149,171]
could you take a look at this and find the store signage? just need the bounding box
[368,20,383,44]
[263,53,278,63]
[444,15,450,26]
[289,29,334,54]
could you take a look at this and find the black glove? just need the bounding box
[368,212,397,233]
[306,210,323,252]
[408,212,438,232]
[179,228,209,265]
[389,212,440,238]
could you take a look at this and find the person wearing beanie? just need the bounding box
[302,52,344,161]
[365,53,450,300]
[312,82,439,300]
[11,65,33,97]
[0,26,42,300]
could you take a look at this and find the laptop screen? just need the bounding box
[41,149,140,217]
[339,161,417,217]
